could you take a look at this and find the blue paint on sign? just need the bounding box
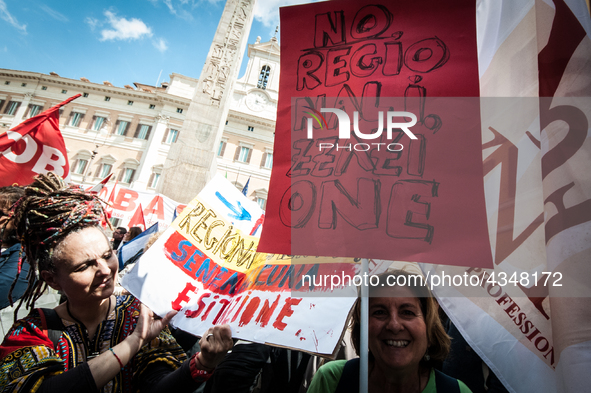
[215,191,252,221]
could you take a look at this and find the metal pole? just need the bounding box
[81,145,99,185]
[360,258,369,393]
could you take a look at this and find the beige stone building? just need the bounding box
[0,36,279,211]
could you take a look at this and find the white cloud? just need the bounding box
[153,38,168,52]
[0,0,26,33]
[164,0,176,14]
[100,10,152,41]
[40,4,68,22]
[85,16,100,30]
[161,0,193,20]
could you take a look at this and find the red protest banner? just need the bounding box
[0,94,79,187]
[258,0,492,268]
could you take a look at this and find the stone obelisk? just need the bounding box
[158,0,256,203]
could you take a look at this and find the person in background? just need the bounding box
[125,227,143,243]
[0,173,233,392]
[111,227,127,251]
[117,226,142,252]
[307,270,472,393]
[0,185,30,310]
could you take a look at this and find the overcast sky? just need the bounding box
[1,0,316,87]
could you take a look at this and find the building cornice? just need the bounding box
[227,111,275,128]
[0,69,191,106]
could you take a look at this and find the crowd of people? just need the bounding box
[0,173,507,392]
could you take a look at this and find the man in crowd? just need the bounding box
[111,227,127,250]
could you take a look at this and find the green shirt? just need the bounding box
[307,360,473,393]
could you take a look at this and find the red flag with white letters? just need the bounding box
[0,94,80,186]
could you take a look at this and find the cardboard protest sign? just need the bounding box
[122,174,389,355]
[257,0,492,268]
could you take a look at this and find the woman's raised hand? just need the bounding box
[133,303,178,347]
[197,325,234,370]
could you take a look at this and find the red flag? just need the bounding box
[0,94,80,186]
[128,203,146,231]
[86,173,113,194]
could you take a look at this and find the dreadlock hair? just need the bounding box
[8,172,111,320]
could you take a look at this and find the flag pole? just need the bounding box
[360,258,369,393]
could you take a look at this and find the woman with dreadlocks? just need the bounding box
[0,173,233,392]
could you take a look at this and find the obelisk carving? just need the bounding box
[159,0,256,202]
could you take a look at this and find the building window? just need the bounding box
[127,100,134,106]
[263,152,273,169]
[257,197,266,210]
[257,65,271,89]
[28,105,42,118]
[61,89,67,94]
[177,108,183,113]
[121,168,136,183]
[149,104,155,109]
[217,140,226,157]
[93,116,106,131]
[83,92,89,98]
[41,86,47,90]
[136,124,151,140]
[237,146,251,163]
[73,159,88,175]
[247,126,254,131]
[149,173,160,188]
[116,120,129,136]
[70,112,84,127]
[165,129,179,144]
[104,96,111,101]
[5,101,20,115]
[110,217,122,227]
[21,83,27,87]
[99,163,112,178]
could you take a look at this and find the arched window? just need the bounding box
[257,65,271,89]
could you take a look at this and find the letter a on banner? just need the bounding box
[0,94,80,187]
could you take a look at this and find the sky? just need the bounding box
[0,0,316,88]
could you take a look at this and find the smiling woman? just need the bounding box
[0,172,233,393]
[307,270,473,393]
